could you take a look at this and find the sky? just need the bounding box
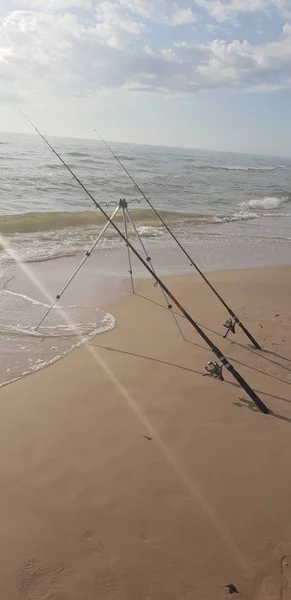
[1,0,291,155]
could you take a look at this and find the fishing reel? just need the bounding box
[223,318,236,339]
[204,361,224,381]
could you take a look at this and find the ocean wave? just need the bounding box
[215,210,291,224]
[1,203,289,238]
[117,154,133,161]
[22,229,165,263]
[79,158,98,164]
[66,151,91,158]
[46,163,64,170]
[215,212,260,223]
[137,226,164,238]
[240,196,290,210]
[0,210,208,235]
[185,161,281,172]
[24,251,80,263]
[1,201,290,266]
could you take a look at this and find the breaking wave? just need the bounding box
[0,198,290,238]
[0,196,290,265]
[214,212,290,224]
[0,210,206,235]
[137,225,164,238]
[215,195,291,223]
[240,196,290,210]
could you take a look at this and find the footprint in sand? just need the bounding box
[20,558,65,600]
[281,556,291,600]
[256,573,283,600]
[256,554,291,600]
[20,559,44,594]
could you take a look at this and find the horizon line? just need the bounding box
[1,129,291,160]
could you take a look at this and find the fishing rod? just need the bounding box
[95,131,261,351]
[20,111,269,415]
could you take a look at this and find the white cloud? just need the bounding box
[14,0,93,9]
[172,8,196,25]
[272,0,291,18]
[118,0,153,18]
[197,0,291,22]
[95,1,145,46]
[195,23,291,89]
[1,1,291,105]
[117,0,197,25]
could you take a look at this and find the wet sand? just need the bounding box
[0,266,291,599]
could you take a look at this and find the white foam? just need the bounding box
[4,289,50,307]
[241,196,290,210]
[215,212,259,224]
[0,312,116,389]
[6,324,41,337]
[215,209,291,224]
[3,322,92,339]
[224,165,279,172]
[3,289,81,310]
[192,163,282,172]
[137,226,164,238]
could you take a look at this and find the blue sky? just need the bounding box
[1,0,291,155]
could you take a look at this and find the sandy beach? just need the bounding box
[1,266,291,599]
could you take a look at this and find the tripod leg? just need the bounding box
[35,205,121,330]
[122,207,134,294]
[125,208,185,341]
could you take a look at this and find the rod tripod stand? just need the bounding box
[35,199,185,340]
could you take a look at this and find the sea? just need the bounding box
[0,131,291,387]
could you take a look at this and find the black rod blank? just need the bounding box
[20,112,269,415]
[95,132,261,351]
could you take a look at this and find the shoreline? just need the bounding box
[1,266,291,598]
[2,225,291,275]
[1,263,291,390]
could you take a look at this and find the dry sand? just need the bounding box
[1,266,291,600]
